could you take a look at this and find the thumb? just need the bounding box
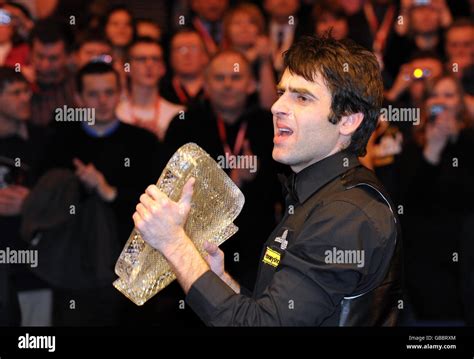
[178,177,195,216]
[73,158,84,169]
[204,240,219,255]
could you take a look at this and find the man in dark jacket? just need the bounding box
[133,35,402,326]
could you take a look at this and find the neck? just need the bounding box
[215,107,244,125]
[131,84,158,106]
[414,32,438,50]
[90,118,118,136]
[272,17,291,25]
[175,74,204,95]
[0,116,24,138]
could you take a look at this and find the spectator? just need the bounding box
[160,29,209,106]
[313,1,349,41]
[445,18,474,78]
[44,61,161,325]
[74,32,112,70]
[136,18,161,41]
[263,0,310,76]
[27,19,76,127]
[165,50,282,291]
[0,67,51,326]
[399,74,474,324]
[223,3,277,109]
[0,5,29,67]
[190,0,229,55]
[102,5,135,66]
[117,37,184,141]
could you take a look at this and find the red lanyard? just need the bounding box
[172,77,189,105]
[193,18,218,55]
[364,3,395,53]
[216,115,248,156]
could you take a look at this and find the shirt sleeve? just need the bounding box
[186,199,395,326]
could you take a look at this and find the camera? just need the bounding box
[428,104,445,123]
[0,9,12,25]
[413,67,431,80]
[413,0,431,6]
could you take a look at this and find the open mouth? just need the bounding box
[276,122,294,137]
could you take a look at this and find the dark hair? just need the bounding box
[76,61,120,94]
[76,31,112,51]
[126,36,162,62]
[128,36,161,51]
[283,35,383,156]
[409,50,443,63]
[312,1,347,23]
[0,66,28,93]
[29,19,74,53]
[446,17,474,34]
[102,4,136,45]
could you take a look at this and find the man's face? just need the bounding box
[79,73,119,124]
[191,0,229,22]
[204,53,254,113]
[0,81,31,121]
[264,0,300,21]
[171,33,209,76]
[76,41,112,68]
[272,69,340,172]
[129,43,165,87]
[410,6,440,34]
[446,26,474,67]
[31,40,68,85]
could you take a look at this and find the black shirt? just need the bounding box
[186,150,401,326]
[44,121,163,243]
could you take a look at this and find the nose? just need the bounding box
[271,94,289,117]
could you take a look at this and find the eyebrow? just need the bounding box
[276,85,319,100]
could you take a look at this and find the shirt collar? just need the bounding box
[81,119,120,138]
[290,150,361,204]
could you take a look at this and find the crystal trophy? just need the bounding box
[113,143,245,305]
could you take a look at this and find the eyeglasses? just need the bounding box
[172,45,201,54]
[130,56,162,63]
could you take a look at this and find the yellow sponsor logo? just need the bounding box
[263,246,281,267]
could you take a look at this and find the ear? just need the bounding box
[338,112,364,136]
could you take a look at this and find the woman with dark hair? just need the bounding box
[400,73,474,325]
[102,5,136,66]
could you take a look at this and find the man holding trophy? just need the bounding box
[132,35,401,326]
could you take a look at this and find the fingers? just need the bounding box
[135,202,150,221]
